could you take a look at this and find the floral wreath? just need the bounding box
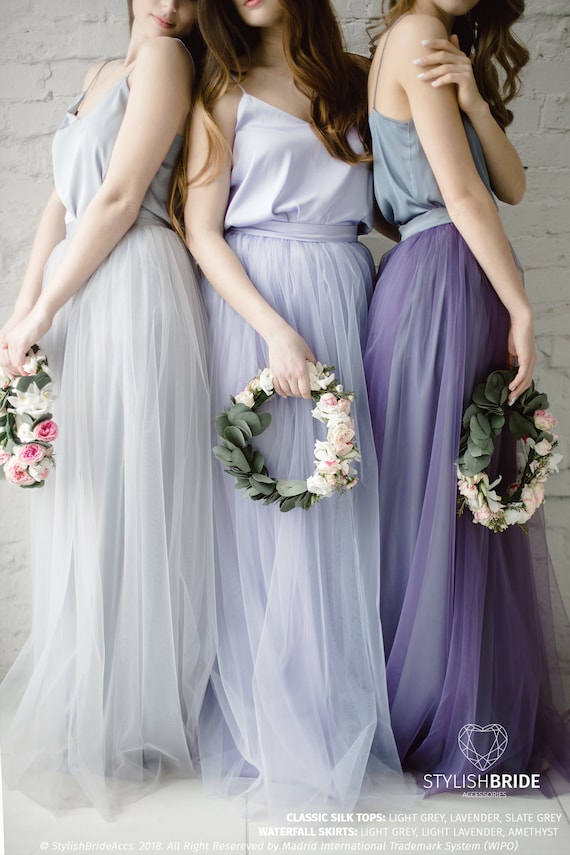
[0,346,58,488]
[213,362,360,512]
[457,369,562,532]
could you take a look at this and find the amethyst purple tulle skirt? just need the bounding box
[363,222,570,789]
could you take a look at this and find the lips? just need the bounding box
[244,0,263,7]
[152,15,175,29]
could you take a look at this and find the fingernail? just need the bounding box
[417,73,426,79]
[421,40,433,46]
[413,58,423,65]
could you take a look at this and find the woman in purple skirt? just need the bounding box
[364,0,570,787]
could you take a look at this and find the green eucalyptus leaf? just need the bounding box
[251,451,266,474]
[231,447,251,472]
[469,414,489,443]
[224,426,246,448]
[296,492,313,510]
[462,450,484,476]
[215,413,230,437]
[508,410,536,441]
[213,446,234,464]
[276,480,308,497]
[279,495,299,513]
[258,411,272,431]
[230,418,253,439]
[250,473,275,484]
[489,413,505,432]
[248,476,275,496]
[238,410,263,435]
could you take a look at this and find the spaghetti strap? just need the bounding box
[371,15,410,110]
[84,59,115,96]
[72,59,116,114]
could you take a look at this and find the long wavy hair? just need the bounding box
[168,0,371,236]
[372,0,529,129]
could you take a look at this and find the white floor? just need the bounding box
[2,771,570,855]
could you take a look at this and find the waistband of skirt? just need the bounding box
[225,221,359,243]
[65,212,172,239]
[398,208,452,241]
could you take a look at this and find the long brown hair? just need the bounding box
[191,0,370,181]
[373,0,529,129]
[125,3,206,237]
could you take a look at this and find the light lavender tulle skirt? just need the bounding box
[364,222,570,790]
[0,222,216,815]
[199,229,411,813]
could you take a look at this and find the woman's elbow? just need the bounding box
[496,173,526,206]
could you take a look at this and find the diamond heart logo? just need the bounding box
[457,723,508,771]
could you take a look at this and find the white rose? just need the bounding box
[313,440,337,463]
[306,473,335,497]
[259,368,274,396]
[533,439,552,457]
[235,390,255,408]
[504,505,528,526]
[17,422,36,443]
[327,419,356,457]
[307,362,334,391]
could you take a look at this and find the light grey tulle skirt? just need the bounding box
[0,222,216,815]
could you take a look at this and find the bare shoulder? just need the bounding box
[133,37,194,81]
[376,13,448,60]
[212,86,243,143]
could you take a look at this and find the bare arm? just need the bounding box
[415,35,526,205]
[389,16,535,401]
[2,38,193,373]
[184,97,315,399]
[0,190,66,345]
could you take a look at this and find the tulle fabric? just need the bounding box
[0,223,216,815]
[364,223,570,788]
[199,230,408,814]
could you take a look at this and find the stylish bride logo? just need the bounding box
[458,723,508,771]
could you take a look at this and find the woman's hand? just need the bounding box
[506,308,537,404]
[415,35,486,117]
[0,306,53,375]
[266,326,316,399]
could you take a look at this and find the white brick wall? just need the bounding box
[0,0,568,677]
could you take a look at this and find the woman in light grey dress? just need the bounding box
[0,0,214,814]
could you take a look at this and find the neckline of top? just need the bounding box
[238,89,311,126]
[68,74,129,122]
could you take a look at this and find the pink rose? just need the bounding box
[534,410,557,432]
[0,449,12,465]
[14,442,45,465]
[327,420,356,457]
[33,419,59,442]
[4,458,35,486]
[316,393,347,418]
[472,506,494,526]
[521,483,544,517]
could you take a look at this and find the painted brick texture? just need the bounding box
[0,1,568,677]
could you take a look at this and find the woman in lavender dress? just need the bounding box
[182,0,406,813]
[364,0,570,787]
[0,1,214,813]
